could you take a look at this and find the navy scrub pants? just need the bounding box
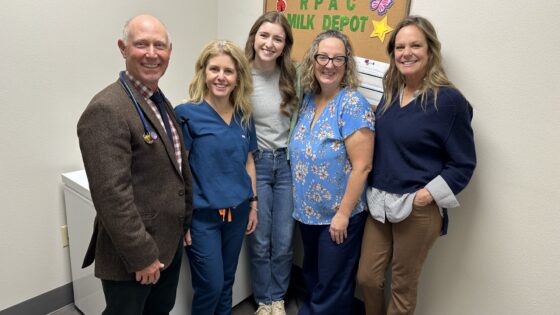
[186,200,250,315]
[298,211,367,315]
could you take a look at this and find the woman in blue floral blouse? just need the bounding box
[288,30,375,315]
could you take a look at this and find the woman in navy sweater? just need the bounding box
[356,16,476,315]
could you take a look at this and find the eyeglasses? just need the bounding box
[314,54,348,67]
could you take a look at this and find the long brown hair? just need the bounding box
[245,12,297,116]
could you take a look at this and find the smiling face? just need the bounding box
[252,22,286,69]
[313,37,346,92]
[204,53,237,102]
[394,25,430,85]
[118,15,171,91]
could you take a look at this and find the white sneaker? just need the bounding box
[255,303,272,315]
[271,300,286,315]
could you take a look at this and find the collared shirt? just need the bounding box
[367,86,475,234]
[289,88,375,225]
[366,175,459,223]
[367,87,446,224]
[125,71,182,171]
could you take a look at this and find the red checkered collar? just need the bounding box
[124,71,157,99]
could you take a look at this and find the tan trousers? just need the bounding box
[357,202,442,315]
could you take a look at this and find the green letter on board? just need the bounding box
[287,13,297,28]
[359,16,368,32]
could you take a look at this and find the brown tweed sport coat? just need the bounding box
[77,76,193,281]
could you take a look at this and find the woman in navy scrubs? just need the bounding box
[175,40,258,315]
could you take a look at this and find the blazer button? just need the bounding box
[178,190,184,196]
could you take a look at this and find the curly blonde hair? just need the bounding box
[300,30,360,94]
[188,40,253,126]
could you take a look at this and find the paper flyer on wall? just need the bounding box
[355,56,388,106]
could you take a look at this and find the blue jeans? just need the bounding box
[248,148,295,304]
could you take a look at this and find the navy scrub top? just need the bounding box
[175,101,257,210]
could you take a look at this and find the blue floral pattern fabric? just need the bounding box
[289,88,375,225]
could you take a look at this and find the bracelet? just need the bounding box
[249,195,258,202]
[250,207,258,212]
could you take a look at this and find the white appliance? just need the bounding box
[62,170,252,315]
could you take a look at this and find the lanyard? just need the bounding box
[118,71,158,144]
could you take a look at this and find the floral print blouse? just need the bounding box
[289,88,375,225]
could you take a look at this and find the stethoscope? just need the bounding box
[118,71,158,144]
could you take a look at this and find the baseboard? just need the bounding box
[0,283,74,315]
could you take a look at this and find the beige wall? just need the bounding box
[1,0,559,313]
[411,2,560,314]
[219,0,560,314]
[0,0,217,310]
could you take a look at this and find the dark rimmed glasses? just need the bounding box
[314,54,348,67]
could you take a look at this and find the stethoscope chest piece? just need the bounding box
[120,71,159,145]
[143,131,159,144]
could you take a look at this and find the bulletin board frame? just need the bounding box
[263,0,411,63]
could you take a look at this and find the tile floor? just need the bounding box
[49,294,303,315]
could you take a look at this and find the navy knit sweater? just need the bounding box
[369,86,476,195]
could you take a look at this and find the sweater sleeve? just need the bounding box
[439,92,477,194]
[425,175,460,208]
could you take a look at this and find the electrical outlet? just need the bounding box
[61,225,69,248]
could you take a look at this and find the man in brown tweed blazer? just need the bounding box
[77,14,192,315]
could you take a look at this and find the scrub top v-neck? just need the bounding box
[175,101,257,210]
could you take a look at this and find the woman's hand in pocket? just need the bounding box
[413,188,433,207]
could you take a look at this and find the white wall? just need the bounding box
[2,0,559,314]
[220,1,560,314]
[411,2,560,314]
[0,1,217,310]
[217,0,263,48]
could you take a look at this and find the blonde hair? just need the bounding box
[188,40,253,126]
[300,30,360,94]
[245,12,298,117]
[381,15,454,113]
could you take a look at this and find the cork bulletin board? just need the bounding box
[263,0,411,63]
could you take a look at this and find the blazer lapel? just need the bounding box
[125,80,182,176]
